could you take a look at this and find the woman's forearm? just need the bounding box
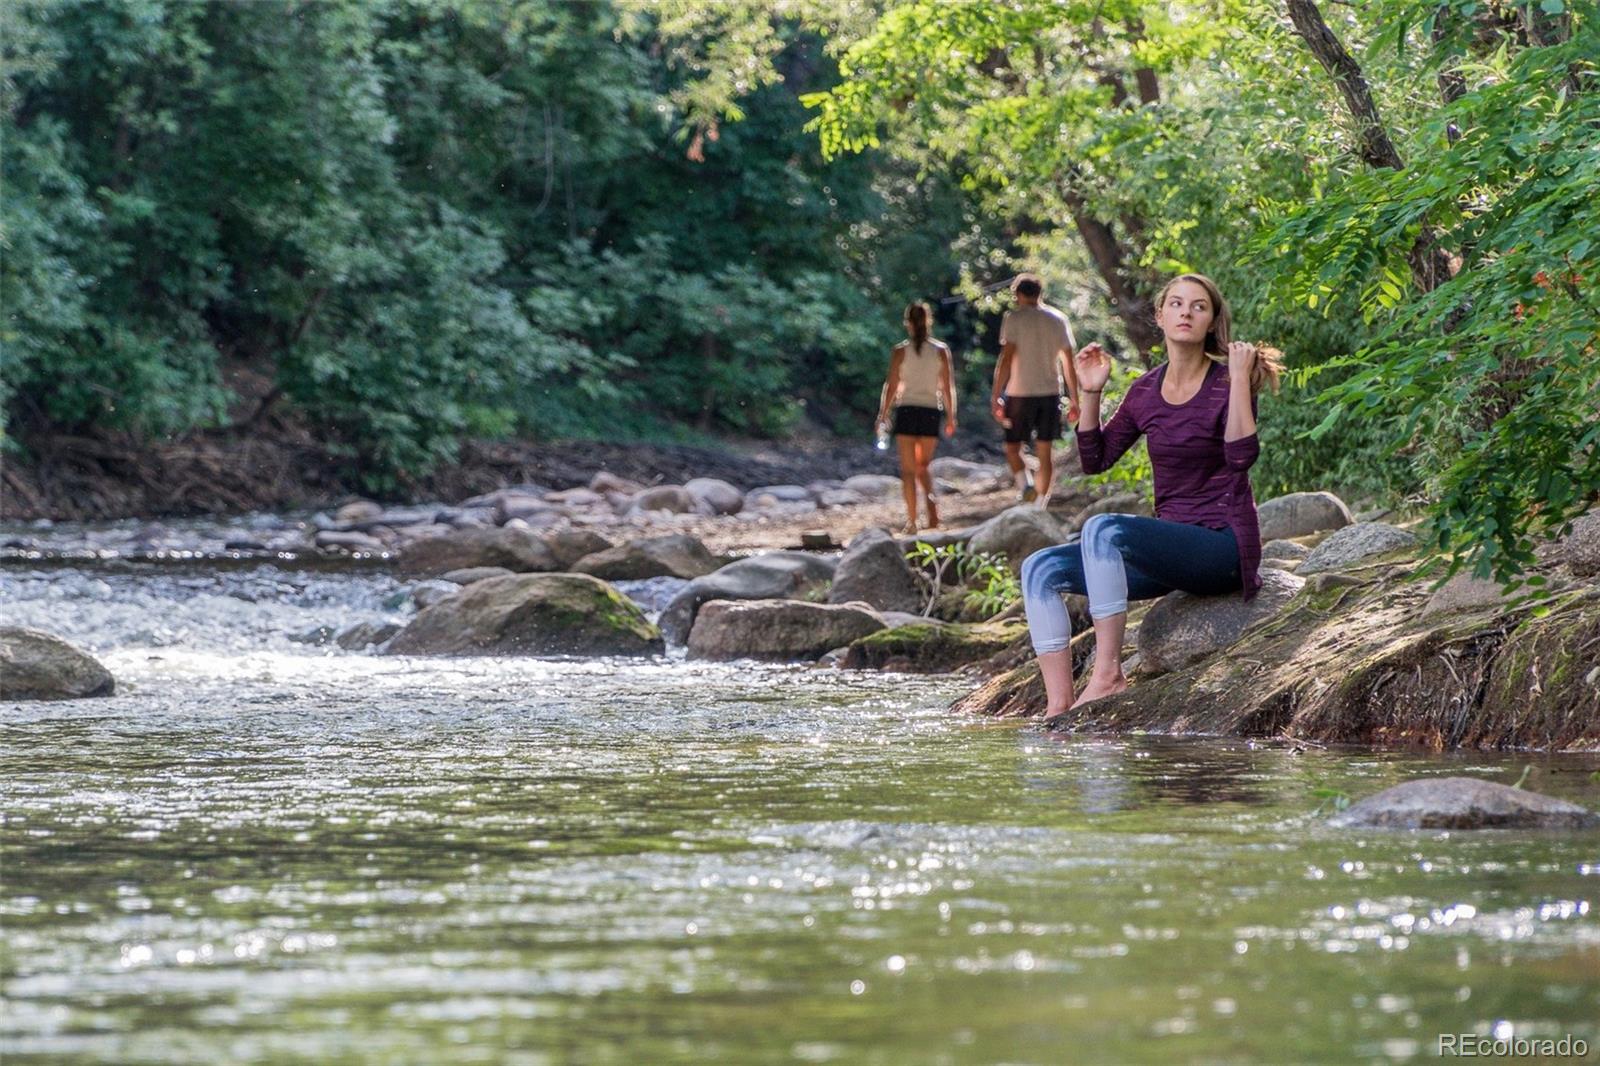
[1224,377,1256,441]
[1077,389,1104,431]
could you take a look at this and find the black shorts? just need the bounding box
[1003,394,1062,443]
[892,405,942,438]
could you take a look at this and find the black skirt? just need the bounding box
[892,405,942,438]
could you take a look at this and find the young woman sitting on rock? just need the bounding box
[1020,274,1283,720]
[876,301,957,533]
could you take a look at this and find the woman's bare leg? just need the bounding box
[915,438,939,527]
[896,435,919,533]
[1039,648,1076,720]
[1071,611,1129,708]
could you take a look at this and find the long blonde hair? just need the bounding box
[1157,273,1283,394]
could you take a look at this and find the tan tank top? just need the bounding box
[895,339,946,408]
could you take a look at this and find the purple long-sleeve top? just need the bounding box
[1077,359,1263,600]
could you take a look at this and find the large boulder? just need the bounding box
[1328,777,1598,830]
[495,495,565,526]
[659,551,837,646]
[1420,572,1515,618]
[967,505,1066,570]
[1261,539,1311,566]
[1298,522,1417,574]
[827,527,924,614]
[385,574,662,657]
[843,474,903,498]
[543,530,616,570]
[844,620,1027,673]
[0,627,115,700]
[590,471,645,496]
[441,566,514,586]
[1136,569,1306,675]
[398,527,558,577]
[684,477,745,516]
[626,485,697,515]
[1257,491,1355,541]
[687,600,885,662]
[1556,511,1600,577]
[928,458,1010,490]
[1070,493,1152,529]
[573,534,719,581]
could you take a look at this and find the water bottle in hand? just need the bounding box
[875,422,890,451]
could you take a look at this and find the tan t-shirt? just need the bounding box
[894,339,947,408]
[1000,304,1073,397]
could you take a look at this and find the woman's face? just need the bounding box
[1156,280,1215,347]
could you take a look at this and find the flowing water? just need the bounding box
[2,550,1598,1064]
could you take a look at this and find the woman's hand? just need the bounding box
[1227,341,1258,384]
[1074,342,1112,393]
[943,416,957,439]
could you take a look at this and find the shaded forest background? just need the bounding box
[1,0,1595,580]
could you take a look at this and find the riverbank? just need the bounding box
[0,422,1009,524]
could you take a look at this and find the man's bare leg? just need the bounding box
[1035,443,1055,508]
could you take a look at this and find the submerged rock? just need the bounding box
[1257,491,1354,541]
[1298,522,1417,574]
[0,627,115,700]
[411,580,459,610]
[1329,777,1598,830]
[335,620,404,651]
[572,533,718,581]
[687,600,885,662]
[385,574,662,657]
[828,528,924,614]
[659,551,837,646]
[1136,569,1305,675]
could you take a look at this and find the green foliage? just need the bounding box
[905,541,1020,619]
[1262,21,1600,582]
[2,0,974,481]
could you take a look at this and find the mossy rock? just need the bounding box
[385,573,662,656]
[845,620,1029,673]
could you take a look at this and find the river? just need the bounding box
[2,544,1597,1064]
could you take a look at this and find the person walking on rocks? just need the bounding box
[991,275,1079,506]
[876,301,957,533]
[1020,273,1283,720]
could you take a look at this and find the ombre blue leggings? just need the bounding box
[1020,513,1239,655]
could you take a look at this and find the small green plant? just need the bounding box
[904,542,1020,620]
[1310,787,1351,816]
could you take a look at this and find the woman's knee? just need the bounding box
[1082,512,1134,554]
[1020,545,1079,598]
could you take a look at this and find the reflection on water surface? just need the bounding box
[2,562,1597,1064]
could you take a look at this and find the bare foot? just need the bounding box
[925,504,940,529]
[1069,674,1128,709]
[1042,705,1071,723]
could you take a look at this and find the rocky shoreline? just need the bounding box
[6,463,1598,758]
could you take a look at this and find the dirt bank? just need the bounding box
[0,422,1009,524]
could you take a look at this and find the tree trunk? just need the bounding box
[1285,0,1456,293]
[1060,184,1160,366]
